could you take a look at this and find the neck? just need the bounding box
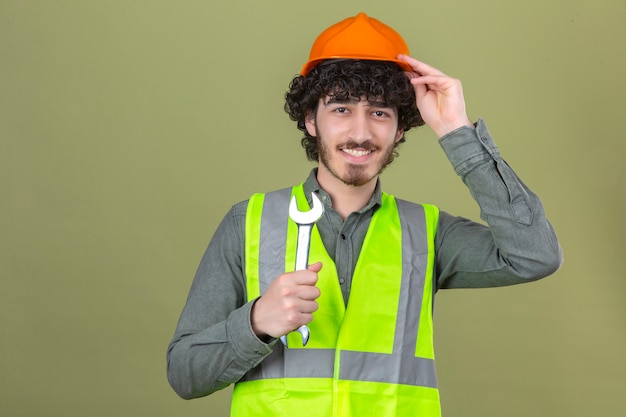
[316,168,377,220]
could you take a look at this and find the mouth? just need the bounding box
[341,147,374,158]
[339,141,377,160]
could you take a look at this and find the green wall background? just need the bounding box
[2,1,625,416]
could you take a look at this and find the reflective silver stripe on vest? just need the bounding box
[241,188,295,383]
[242,191,437,388]
[258,188,291,294]
[340,351,436,388]
[242,348,337,381]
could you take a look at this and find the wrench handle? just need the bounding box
[281,224,313,347]
[294,224,313,271]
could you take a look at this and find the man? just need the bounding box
[167,12,562,416]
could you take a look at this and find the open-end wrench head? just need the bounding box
[298,325,310,346]
[289,193,324,225]
[280,325,310,348]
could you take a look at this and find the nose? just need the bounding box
[349,109,372,143]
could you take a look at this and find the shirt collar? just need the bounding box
[303,168,382,214]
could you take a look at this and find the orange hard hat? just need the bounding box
[300,12,413,76]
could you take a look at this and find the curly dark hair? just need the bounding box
[284,59,424,161]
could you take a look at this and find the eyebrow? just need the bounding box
[324,96,359,105]
[324,96,390,108]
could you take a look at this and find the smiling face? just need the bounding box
[305,95,404,188]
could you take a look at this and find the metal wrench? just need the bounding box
[280,192,324,348]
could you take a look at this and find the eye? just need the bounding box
[334,107,348,113]
[373,110,388,118]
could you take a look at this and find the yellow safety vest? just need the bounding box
[233,184,440,417]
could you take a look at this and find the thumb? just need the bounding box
[307,262,323,273]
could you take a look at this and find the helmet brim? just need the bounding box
[300,57,414,76]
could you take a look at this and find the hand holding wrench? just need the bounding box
[280,192,324,348]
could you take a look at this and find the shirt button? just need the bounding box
[339,278,345,284]
[340,233,346,240]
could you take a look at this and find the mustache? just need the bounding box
[340,140,378,150]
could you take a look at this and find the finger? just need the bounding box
[409,74,454,89]
[286,269,319,286]
[295,285,321,301]
[413,81,428,102]
[299,299,319,314]
[397,54,446,76]
[402,70,428,98]
[307,262,323,273]
[403,70,419,80]
[296,312,314,327]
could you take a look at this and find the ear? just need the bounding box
[304,112,317,137]
[395,129,404,143]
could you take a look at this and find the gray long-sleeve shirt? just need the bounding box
[166,119,563,400]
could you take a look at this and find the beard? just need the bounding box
[317,137,397,187]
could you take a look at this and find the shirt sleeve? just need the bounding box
[166,201,277,399]
[435,118,563,289]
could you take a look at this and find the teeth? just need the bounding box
[342,149,371,157]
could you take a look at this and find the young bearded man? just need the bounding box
[167,12,563,416]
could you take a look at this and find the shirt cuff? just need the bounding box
[226,300,275,366]
[438,118,500,177]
